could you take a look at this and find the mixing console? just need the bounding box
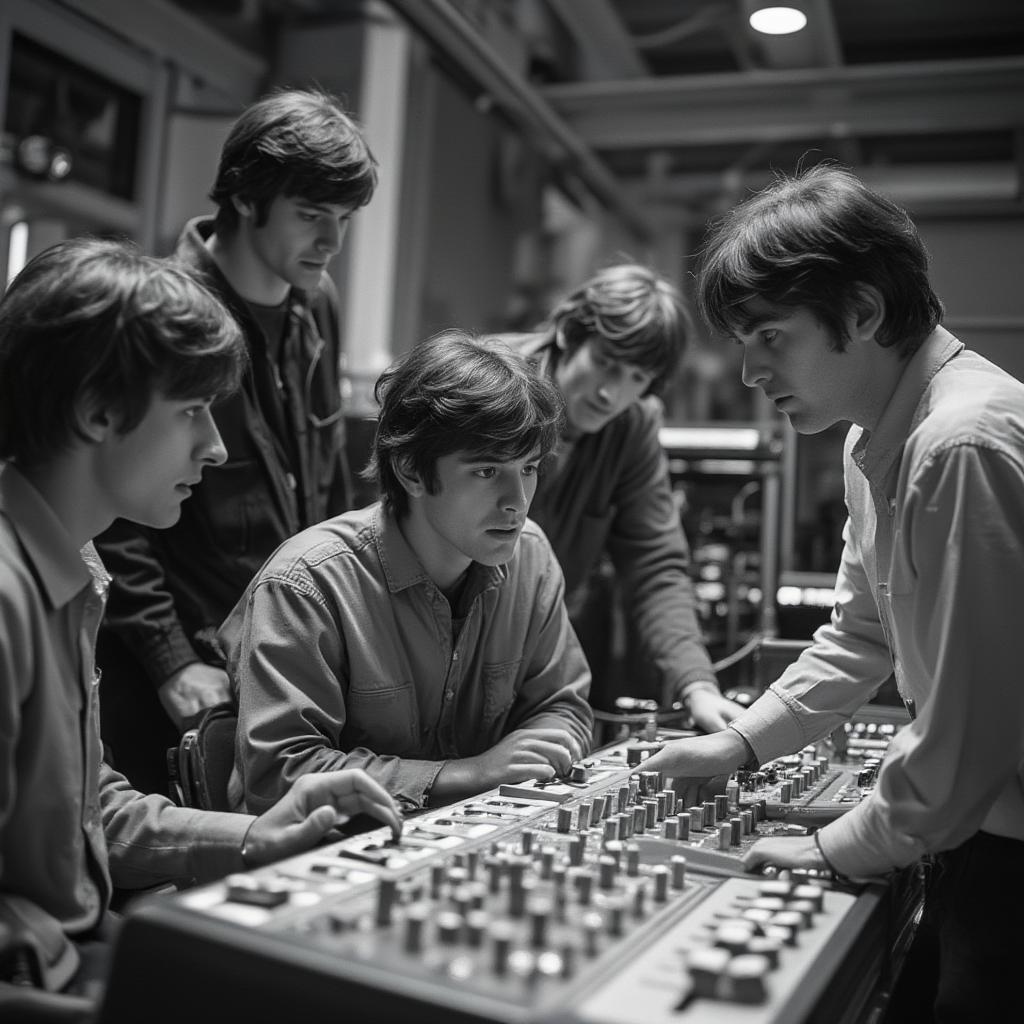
[732,704,910,825]
[98,716,915,1024]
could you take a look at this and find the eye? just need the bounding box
[182,398,214,418]
[522,463,539,477]
[473,467,497,479]
[761,329,779,347]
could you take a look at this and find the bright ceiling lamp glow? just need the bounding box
[749,6,808,35]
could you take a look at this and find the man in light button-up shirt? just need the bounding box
[0,239,401,1011]
[223,331,594,816]
[644,165,1024,1021]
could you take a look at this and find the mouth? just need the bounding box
[486,524,522,537]
[580,401,611,423]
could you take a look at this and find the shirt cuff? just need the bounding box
[815,799,924,880]
[728,688,806,766]
[389,758,451,811]
[180,809,255,882]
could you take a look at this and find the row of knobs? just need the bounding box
[357,772,709,976]
[554,779,768,853]
[684,878,827,1005]
[740,756,830,803]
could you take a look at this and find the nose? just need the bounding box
[317,218,346,256]
[198,411,228,467]
[595,373,621,408]
[741,349,770,390]
[500,471,530,514]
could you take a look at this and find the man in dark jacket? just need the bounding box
[95,88,378,793]
[503,264,742,732]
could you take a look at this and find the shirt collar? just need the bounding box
[371,503,506,597]
[0,464,109,610]
[851,326,963,485]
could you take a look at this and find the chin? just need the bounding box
[569,414,602,436]
[789,414,838,436]
[140,505,184,529]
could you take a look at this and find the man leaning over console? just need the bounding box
[221,331,594,817]
[644,165,1024,1023]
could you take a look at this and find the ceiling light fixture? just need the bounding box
[749,6,808,35]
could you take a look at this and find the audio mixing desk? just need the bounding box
[98,713,918,1024]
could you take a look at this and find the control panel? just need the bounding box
[99,720,915,1024]
[734,704,910,825]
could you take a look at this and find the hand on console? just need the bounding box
[242,769,403,866]
[641,729,751,809]
[429,728,584,803]
[742,834,827,874]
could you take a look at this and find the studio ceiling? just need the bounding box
[169,0,1024,231]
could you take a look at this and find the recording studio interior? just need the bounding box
[1,2,1023,1022]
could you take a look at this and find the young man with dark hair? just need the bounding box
[503,264,742,731]
[95,88,378,794]
[0,238,400,1012]
[644,164,1024,1021]
[222,330,593,816]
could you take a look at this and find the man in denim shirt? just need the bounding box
[222,331,594,815]
[645,164,1024,1021]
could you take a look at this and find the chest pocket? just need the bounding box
[345,681,420,755]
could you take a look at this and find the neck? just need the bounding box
[20,456,112,550]
[397,508,472,594]
[206,229,289,306]
[850,345,909,432]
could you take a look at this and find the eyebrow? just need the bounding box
[455,450,542,465]
[295,199,348,215]
[734,308,790,335]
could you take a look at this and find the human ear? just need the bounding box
[231,194,255,221]
[73,392,115,444]
[393,456,426,499]
[848,285,885,343]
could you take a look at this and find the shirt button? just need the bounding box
[452,652,459,662]
[445,690,454,701]
[286,473,297,491]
